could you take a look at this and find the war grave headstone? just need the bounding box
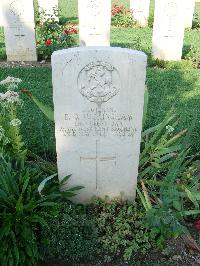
[52,47,147,203]
[2,0,37,61]
[130,0,150,27]
[152,0,185,61]
[184,0,195,28]
[0,3,4,27]
[78,0,111,46]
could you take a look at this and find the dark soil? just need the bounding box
[0,60,51,68]
[41,235,200,266]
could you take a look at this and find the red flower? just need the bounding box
[64,29,69,35]
[45,39,52,46]
[195,220,200,230]
[70,27,78,34]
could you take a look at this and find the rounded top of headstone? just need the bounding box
[51,47,147,61]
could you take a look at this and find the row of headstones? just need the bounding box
[0,0,58,61]
[0,0,197,62]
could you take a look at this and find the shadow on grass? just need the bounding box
[146,64,200,154]
[111,42,151,57]
[182,44,192,58]
[59,16,78,25]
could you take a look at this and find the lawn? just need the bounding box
[0,0,200,158]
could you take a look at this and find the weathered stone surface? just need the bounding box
[152,0,185,61]
[52,47,147,203]
[2,0,37,61]
[37,0,58,17]
[78,0,111,46]
[184,0,195,28]
[0,3,4,27]
[130,0,150,27]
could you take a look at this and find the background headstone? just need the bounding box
[130,0,150,27]
[2,0,37,61]
[52,47,147,203]
[0,3,4,27]
[37,0,58,17]
[184,0,195,28]
[78,0,111,46]
[152,0,185,61]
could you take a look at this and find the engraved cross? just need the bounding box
[80,140,116,189]
[15,28,25,40]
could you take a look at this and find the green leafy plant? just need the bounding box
[0,156,82,266]
[138,91,199,245]
[137,150,200,247]
[35,8,77,60]
[111,3,135,27]
[140,87,187,180]
[89,199,157,263]
[0,77,26,161]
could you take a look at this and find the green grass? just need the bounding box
[0,59,199,157]
[0,0,200,157]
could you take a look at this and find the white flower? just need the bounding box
[166,125,175,133]
[0,90,21,104]
[0,76,22,85]
[10,118,21,127]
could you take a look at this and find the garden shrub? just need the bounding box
[89,199,157,263]
[111,3,135,27]
[35,9,77,60]
[0,76,82,265]
[0,157,57,265]
[138,150,200,247]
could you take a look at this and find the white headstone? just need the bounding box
[130,0,150,27]
[52,47,147,203]
[78,0,111,46]
[37,0,58,17]
[152,0,185,61]
[184,0,195,28]
[2,0,37,61]
[0,4,4,27]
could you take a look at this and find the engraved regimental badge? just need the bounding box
[78,61,120,105]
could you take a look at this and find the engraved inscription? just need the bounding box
[87,0,101,16]
[164,2,178,37]
[59,107,136,138]
[78,61,120,105]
